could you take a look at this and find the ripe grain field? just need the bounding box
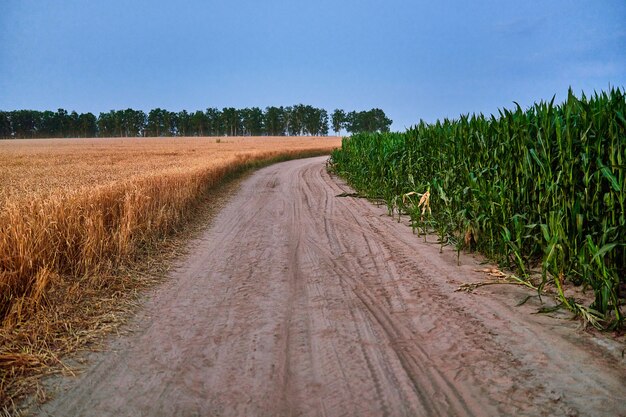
[0,136,340,409]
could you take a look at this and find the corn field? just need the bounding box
[330,88,625,328]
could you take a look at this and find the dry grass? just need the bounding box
[0,136,340,410]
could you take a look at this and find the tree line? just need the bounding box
[331,109,392,135]
[0,106,392,139]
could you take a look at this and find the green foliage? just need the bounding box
[0,105,390,139]
[330,88,626,328]
[146,108,174,137]
[345,108,393,134]
[0,112,12,138]
[264,106,287,136]
[331,109,346,134]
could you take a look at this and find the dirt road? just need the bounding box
[36,157,625,417]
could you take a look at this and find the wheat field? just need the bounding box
[0,136,340,326]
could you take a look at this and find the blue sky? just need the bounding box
[1,0,624,131]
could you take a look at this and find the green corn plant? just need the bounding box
[328,88,626,328]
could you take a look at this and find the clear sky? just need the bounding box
[1,0,624,131]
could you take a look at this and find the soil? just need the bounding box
[32,157,626,417]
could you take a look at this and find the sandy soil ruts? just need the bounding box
[35,156,626,417]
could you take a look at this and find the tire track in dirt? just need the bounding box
[35,157,626,417]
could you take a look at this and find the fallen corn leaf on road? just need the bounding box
[36,156,625,417]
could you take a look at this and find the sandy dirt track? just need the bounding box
[35,157,625,417]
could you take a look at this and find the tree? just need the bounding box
[282,107,292,136]
[68,111,80,137]
[54,109,69,137]
[287,105,304,136]
[331,109,346,135]
[190,110,208,136]
[133,109,147,136]
[241,107,264,136]
[206,108,222,136]
[318,109,329,136]
[146,108,176,136]
[98,110,143,137]
[303,106,329,136]
[345,108,392,134]
[221,107,241,136]
[264,106,285,136]
[164,111,177,136]
[147,108,165,136]
[36,109,72,137]
[118,109,147,137]
[177,110,191,136]
[0,112,12,138]
[97,112,112,137]
[301,105,315,135]
[113,110,124,136]
[369,108,392,132]
[78,113,97,137]
[10,110,39,138]
[39,110,58,137]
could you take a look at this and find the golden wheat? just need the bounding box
[0,136,340,325]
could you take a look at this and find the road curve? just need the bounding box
[37,157,625,417]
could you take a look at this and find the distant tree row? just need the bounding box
[0,109,99,139]
[331,108,393,134]
[0,106,393,139]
